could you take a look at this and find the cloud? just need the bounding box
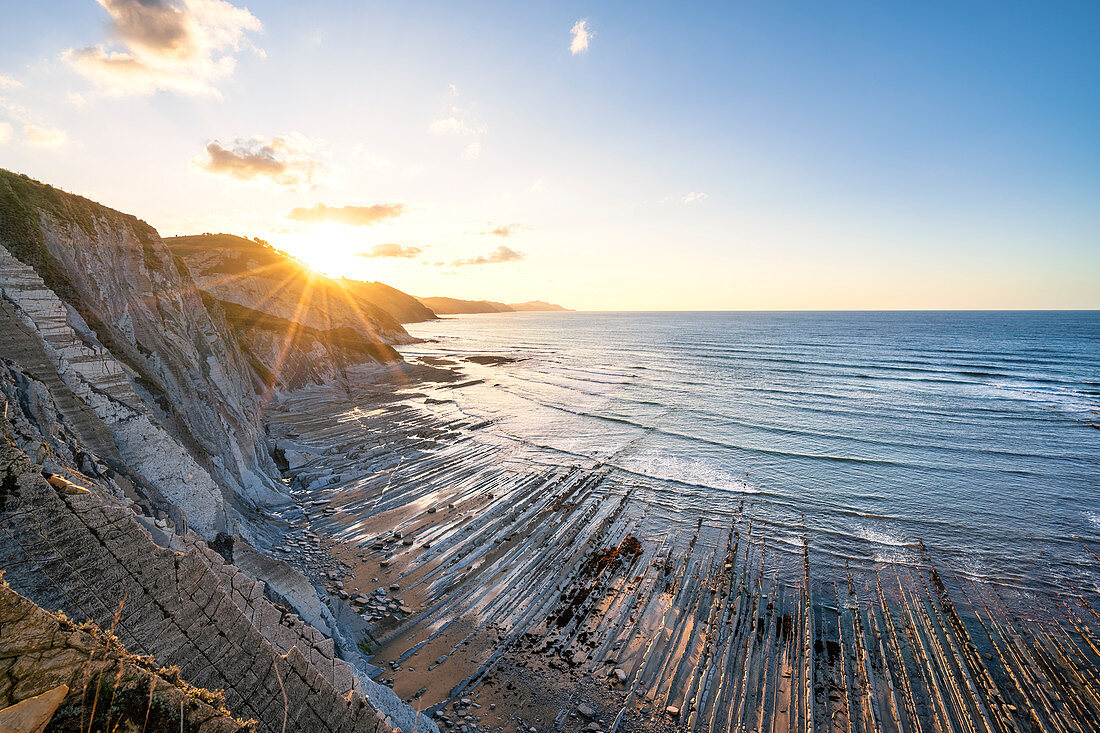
[0,75,21,90]
[0,122,11,145]
[429,113,486,136]
[64,0,262,97]
[570,19,591,55]
[483,223,528,238]
[452,245,525,266]
[23,124,67,148]
[663,191,709,204]
[287,202,407,226]
[531,180,545,193]
[195,133,322,188]
[355,243,423,259]
[463,141,482,159]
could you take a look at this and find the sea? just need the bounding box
[399,311,1100,599]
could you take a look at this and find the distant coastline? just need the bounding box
[415,296,572,314]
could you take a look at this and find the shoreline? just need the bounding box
[261,358,1100,733]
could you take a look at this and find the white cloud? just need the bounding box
[452,245,525,266]
[0,122,11,145]
[664,191,709,204]
[23,124,68,148]
[570,19,591,55]
[67,92,87,107]
[429,112,487,136]
[531,179,545,193]
[0,75,22,90]
[65,0,263,97]
[287,202,406,226]
[463,141,482,159]
[194,132,324,188]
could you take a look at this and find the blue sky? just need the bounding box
[1,1,1097,308]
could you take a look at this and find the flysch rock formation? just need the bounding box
[0,169,436,733]
[0,415,433,733]
[0,577,252,732]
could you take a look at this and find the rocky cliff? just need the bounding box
[0,578,253,732]
[0,169,433,733]
[165,234,425,340]
[0,171,284,536]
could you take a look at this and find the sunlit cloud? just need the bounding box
[287,202,407,226]
[351,144,391,168]
[0,75,22,90]
[23,124,68,148]
[483,223,529,238]
[194,133,322,188]
[0,123,11,145]
[67,92,87,107]
[452,245,525,266]
[570,19,591,55]
[355,243,423,259]
[64,0,263,97]
[463,141,482,159]
[430,113,487,136]
[531,180,545,193]
[663,191,709,204]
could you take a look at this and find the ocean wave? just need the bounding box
[853,524,915,547]
[984,382,1100,414]
[616,450,758,495]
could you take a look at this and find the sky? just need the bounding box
[1,0,1098,310]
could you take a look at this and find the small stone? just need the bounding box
[613,668,627,682]
[586,724,600,732]
[0,684,69,732]
[665,706,680,717]
[577,704,595,719]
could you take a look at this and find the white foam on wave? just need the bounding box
[1087,511,1100,531]
[854,524,911,547]
[618,449,758,494]
[985,382,1099,415]
[852,523,916,564]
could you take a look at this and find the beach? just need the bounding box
[259,311,1100,732]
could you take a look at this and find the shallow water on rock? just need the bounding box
[401,310,1100,596]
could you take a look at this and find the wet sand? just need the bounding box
[262,361,1100,733]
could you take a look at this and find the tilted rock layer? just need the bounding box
[0,169,435,732]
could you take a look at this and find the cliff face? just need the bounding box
[0,579,252,733]
[0,170,434,733]
[0,433,429,733]
[0,171,284,536]
[337,278,437,323]
[166,234,421,342]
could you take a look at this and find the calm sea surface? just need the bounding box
[401,311,1100,597]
